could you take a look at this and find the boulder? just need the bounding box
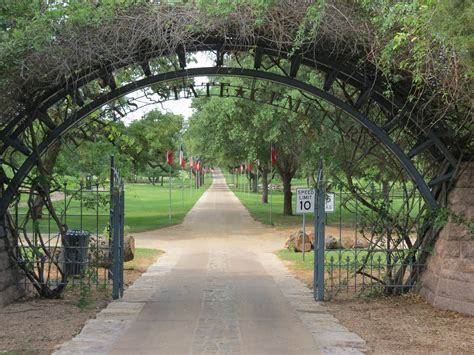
[325,235,343,250]
[88,234,135,267]
[123,235,135,262]
[344,238,370,249]
[285,230,313,252]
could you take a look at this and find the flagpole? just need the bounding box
[169,166,172,221]
[239,166,242,192]
[247,163,250,200]
[256,163,259,208]
[190,156,193,199]
[240,166,242,193]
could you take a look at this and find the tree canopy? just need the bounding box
[0,0,471,148]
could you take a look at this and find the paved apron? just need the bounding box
[55,171,366,354]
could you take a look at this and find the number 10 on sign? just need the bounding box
[296,189,336,214]
[295,188,316,214]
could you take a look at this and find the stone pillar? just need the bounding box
[420,162,474,315]
[0,213,23,307]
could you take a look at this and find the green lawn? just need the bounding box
[223,172,356,226]
[124,179,211,232]
[223,172,421,227]
[277,248,389,271]
[12,174,212,234]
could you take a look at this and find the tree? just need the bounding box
[186,75,328,215]
[125,110,184,182]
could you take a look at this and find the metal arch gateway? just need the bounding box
[0,39,460,215]
[1,66,441,214]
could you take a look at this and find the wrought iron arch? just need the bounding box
[0,44,459,215]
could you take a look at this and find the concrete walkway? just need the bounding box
[55,171,366,354]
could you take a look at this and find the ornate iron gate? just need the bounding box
[10,156,125,300]
[312,162,424,300]
[109,156,124,300]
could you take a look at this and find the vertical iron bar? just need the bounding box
[120,181,124,298]
[112,186,119,299]
[64,182,67,227]
[110,156,115,295]
[314,159,325,301]
[355,191,359,292]
[317,181,325,301]
[339,188,342,292]
[80,181,83,230]
[96,182,99,288]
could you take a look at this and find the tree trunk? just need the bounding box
[282,173,293,215]
[133,162,138,183]
[382,179,390,197]
[261,170,269,204]
[252,173,257,192]
[160,176,164,186]
[33,141,61,218]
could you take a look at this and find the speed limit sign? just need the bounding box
[296,188,336,214]
[295,188,315,214]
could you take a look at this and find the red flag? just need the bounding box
[248,161,253,172]
[189,156,193,168]
[167,149,173,166]
[271,143,277,167]
[196,160,201,172]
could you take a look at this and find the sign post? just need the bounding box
[312,161,336,301]
[256,165,259,208]
[295,188,316,260]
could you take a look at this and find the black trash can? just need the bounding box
[63,229,90,276]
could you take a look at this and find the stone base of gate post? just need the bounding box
[420,162,474,315]
[0,213,27,307]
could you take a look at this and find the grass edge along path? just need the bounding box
[124,248,163,273]
[277,248,388,271]
[222,171,421,228]
[222,172,304,226]
[11,174,212,234]
[125,175,212,232]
